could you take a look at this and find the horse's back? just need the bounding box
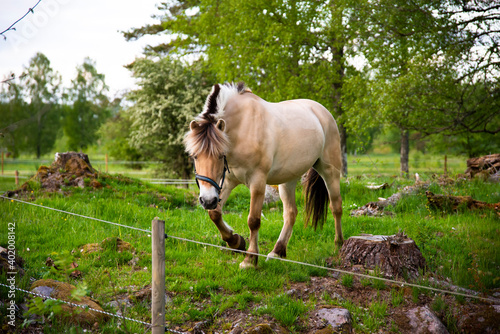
[224,93,340,185]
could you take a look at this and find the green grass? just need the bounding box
[0,155,499,332]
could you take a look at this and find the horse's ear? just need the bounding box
[190,120,199,131]
[216,119,226,132]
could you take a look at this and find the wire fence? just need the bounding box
[0,282,152,327]
[1,194,497,305]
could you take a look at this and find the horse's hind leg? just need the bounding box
[267,181,298,259]
[240,176,266,269]
[316,161,343,247]
[208,179,246,252]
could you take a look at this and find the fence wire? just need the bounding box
[0,283,187,333]
[1,194,498,306]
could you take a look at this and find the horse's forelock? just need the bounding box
[184,121,229,158]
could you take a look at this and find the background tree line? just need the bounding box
[0,53,110,159]
[122,0,499,177]
[1,0,499,179]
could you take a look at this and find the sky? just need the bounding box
[0,0,164,98]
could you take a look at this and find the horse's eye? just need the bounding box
[192,155,198,160]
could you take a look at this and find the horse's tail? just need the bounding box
[303,168,329,230]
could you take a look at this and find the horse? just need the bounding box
[184,82,343,269]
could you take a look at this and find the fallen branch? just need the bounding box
[425,191,500,216]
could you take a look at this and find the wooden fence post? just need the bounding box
[152,218,165,334]
[105,153,109,173]
[444,155,448,176]
[15,170,19,186]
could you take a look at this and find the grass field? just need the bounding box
[0,153,498,333]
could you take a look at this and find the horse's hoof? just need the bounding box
[239,261,257,269]
[335,238,344,248]
[228,234,246,254]
[239,255,258,269]
[266,251,279,261]
[236,234,246,252]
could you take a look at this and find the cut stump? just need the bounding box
[340,233,426,280]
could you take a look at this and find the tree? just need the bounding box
[98,109,143,165]
[0,82,26,157]
[126,57,213,179]
[125,0,352,176]
[343,0,499,175]
[64,58,110,151]
[1,53,62,158]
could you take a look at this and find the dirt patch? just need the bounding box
[80,237,135,255]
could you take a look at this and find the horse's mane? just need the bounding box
[184,82,250,157]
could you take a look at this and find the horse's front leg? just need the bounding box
[208,179,246,252]
[240,177,266,269]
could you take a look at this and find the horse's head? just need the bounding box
[185,118,229,210]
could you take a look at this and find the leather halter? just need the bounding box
[194,156,229,197]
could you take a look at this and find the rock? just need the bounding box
[192,320,211,334]
[406,306,448,334]
[457,304,500,333]
[30,279,108,325]
[316,307,352,333]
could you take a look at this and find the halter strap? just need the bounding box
[194,156,229,198]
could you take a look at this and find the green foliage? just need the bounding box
[98,112,143,163]
[64,58,110,151]
[255,294,308,327]
[341,274,354,288]
[0,53,62,158]
[390,288,404,307]
[126,57,214,178]
[23,297,64,327]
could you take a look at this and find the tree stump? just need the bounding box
[340,233,426,280]
[53,151,95,173]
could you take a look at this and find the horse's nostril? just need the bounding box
[199,197,205,205]
[206,197,217,208]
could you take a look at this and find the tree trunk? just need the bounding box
[400,129,409,178]
[331,40,347,177]
[339,123,348,177]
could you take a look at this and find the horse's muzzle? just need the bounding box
[199,195,218,210]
